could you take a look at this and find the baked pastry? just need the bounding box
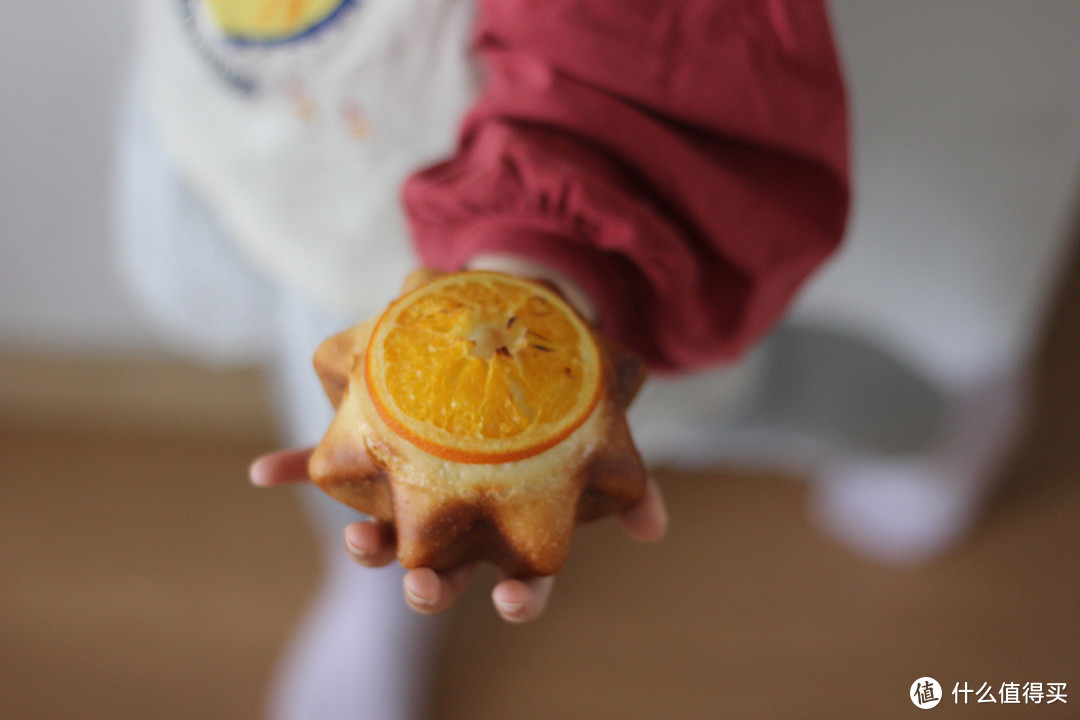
[308,270,647,577]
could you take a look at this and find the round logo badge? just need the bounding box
[911,677,942,709]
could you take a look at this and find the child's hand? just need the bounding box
[250,447,666,623]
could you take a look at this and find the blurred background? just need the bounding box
[2,1,1078,718]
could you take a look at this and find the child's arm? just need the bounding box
[404,0,849,372]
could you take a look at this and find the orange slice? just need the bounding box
[365,271,602,464]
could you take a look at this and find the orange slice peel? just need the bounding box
[365,271,603,463]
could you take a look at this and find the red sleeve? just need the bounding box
[403,0,849,372]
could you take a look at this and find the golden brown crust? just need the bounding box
[307,273,648,578]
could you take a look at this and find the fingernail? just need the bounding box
[405,586,431,607]
[496,599,524,618]
[345,537,368,558]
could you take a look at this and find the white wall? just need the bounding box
[797,0,1080,383]
[0,0,165,355]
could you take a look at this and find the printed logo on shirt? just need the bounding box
[204,0,354,44]
[177,0,363,95]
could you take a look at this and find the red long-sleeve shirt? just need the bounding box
[405,0,849,371]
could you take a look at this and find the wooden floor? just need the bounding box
[3,244,1079,718]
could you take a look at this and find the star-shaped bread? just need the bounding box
[307,270,648,577]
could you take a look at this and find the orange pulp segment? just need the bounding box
[365,271,602,463]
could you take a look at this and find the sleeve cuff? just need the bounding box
[433,219,636,340]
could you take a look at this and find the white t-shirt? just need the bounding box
[139,0,481,317]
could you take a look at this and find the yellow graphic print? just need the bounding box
[206,0,346,41]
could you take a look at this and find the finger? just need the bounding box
[403,565,475,615]
[343,521,397,568]
[618,475,668,543]
[250,448,315,487]
[492,575,556,623]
